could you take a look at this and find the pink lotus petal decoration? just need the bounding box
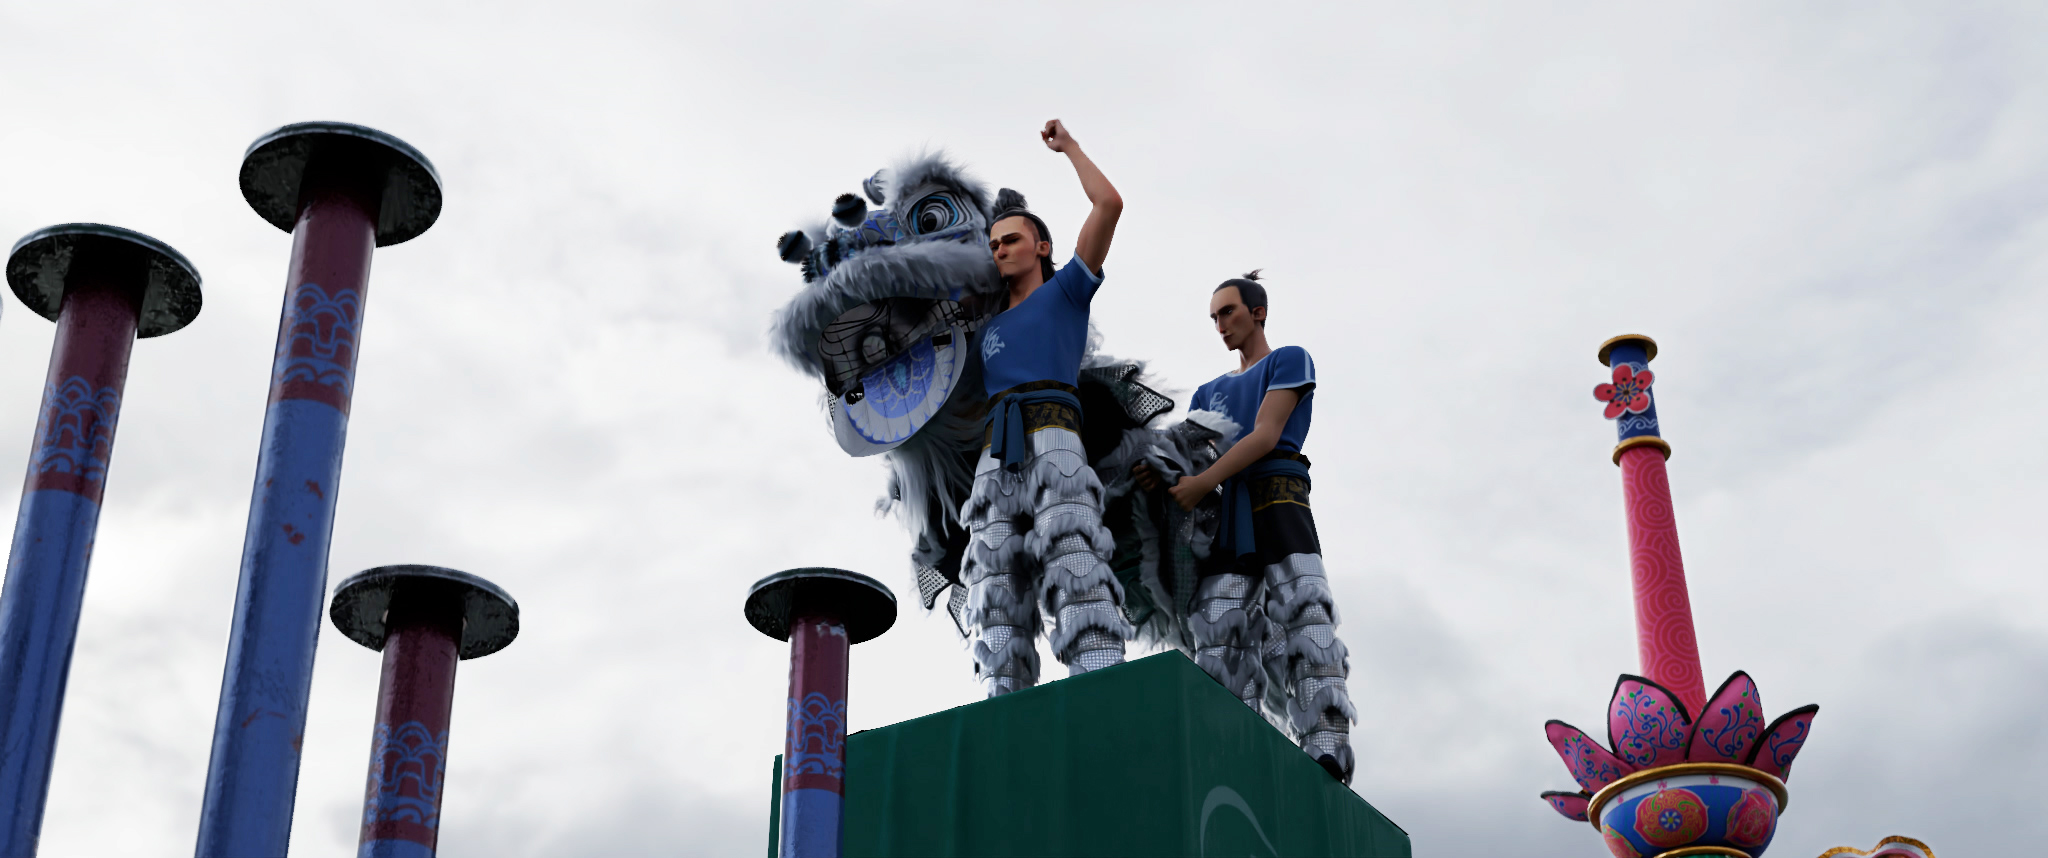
[1686,670,1766,763]
[1540,790,1590,822]
[1545,720,1634,793]
[1609,674,1692,769]
[1594,364,1655,420]
[1539,671,1820,826]
[1746,703,1819,780]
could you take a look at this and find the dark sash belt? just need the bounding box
[1220,451,1312,558]
[986,383,1083,472]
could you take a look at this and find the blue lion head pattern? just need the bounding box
[769,153,1003,438]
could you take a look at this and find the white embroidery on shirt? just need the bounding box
[981,326,1006,360]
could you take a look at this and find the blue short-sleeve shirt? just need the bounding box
[979,255,1102,396]
[1192,345,1317,453]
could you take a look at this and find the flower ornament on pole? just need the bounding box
[1595,363,1655,421]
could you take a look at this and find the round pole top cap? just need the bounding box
[241,121,443,247]
[330,565,519,659]
[1596,333,1658,367]
[7,223,202,337]
[745,567,897,644]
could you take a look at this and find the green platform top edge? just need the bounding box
[768,651,1409,857]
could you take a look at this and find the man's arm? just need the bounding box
[1167,388,1302,510]
[1042,119,1122,276]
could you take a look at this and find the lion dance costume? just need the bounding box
[767,153,1357,782]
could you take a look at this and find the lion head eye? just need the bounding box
[911,194,961,235]
[860,330,890,364]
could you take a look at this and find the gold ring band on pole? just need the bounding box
[1611,435,1672,465]
[1597,333,1659,366]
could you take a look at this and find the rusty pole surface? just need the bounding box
[329,565,518,858]
[0,225,201,854]
[197,122,441,856]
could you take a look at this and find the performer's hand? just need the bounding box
[1042,119,1076,153]
[1132,462,1162,492]
[1168,476,1211,511]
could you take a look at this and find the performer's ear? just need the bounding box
[1037,239,1051,258]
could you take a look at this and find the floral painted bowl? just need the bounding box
[1588,762,1786,858]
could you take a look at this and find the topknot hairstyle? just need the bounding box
[989,188,1058,283]
[1215,269,1269,327]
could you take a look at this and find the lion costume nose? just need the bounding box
[777,230,811,262]
[777,199,911,282]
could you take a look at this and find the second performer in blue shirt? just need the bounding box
[1137,270,1359,784]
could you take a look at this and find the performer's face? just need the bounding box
[1210,286,1265,351]
[989,216,1050,283]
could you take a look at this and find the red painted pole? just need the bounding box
[745,568,896,858]
[360,590,461,855]
[329,565,518,858]
[782,613,851,857]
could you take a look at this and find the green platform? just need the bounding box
[768,651,1409,857]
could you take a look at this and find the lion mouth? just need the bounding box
[818,296,981,402]
[771,231,1002,455]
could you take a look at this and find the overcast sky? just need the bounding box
[1,2,2042,855]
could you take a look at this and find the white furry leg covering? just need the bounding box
[1022,427,1133,675]
[1263,553,1357,775]
[959,454,1040,697]
[1189,572,1266,710]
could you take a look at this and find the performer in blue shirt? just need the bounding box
[958,119,1127,697]
[1138,271,1357,783]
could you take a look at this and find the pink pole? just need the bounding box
[1619,444,1704,713]
[1598,335,1705,714]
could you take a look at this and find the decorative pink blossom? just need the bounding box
[1595,364,1654,420]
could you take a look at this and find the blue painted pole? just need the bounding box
[0,225,202,856]
[196,123,440,857]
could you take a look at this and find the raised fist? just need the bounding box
[1041,119,1077,153]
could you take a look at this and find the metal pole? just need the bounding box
[744,568,897,858]
[197,122,442,856]
[0,225,202,854]
[1596,334,1706,713]
[328,565,518,858]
